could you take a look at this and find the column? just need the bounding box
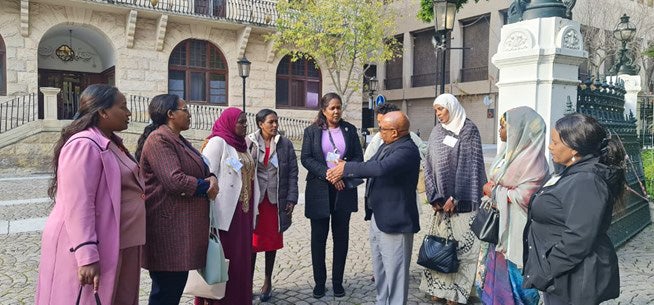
[39,87,60,121]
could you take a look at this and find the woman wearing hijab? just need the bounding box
[523,114,623,305]
[301,92,363,298]
[196,107,260,305]
[247,109,299,302]
[420,93,486,305]
[475,106,548,305]
[137,94,217,305]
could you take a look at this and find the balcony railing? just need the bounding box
[460,66,488,83]
[128,95,311,141]
[411,72,450,88]
[97,0,278,26]
[384,77,403,90]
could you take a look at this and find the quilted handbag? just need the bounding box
[417,214,459,273]
[471,196,499,244]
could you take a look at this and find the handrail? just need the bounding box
[0,94,38,134]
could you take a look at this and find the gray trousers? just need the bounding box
[370,216,414,305]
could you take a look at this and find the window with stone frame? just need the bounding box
[460,14,490,82]
[168,39,228,104]
[0,35,5,96]
[384,34,403,90]
[275,55,322,109]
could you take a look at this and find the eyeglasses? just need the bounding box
[379,127,407,132]
[174,107,190,113]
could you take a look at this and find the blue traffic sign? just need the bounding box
[375,95,386,107]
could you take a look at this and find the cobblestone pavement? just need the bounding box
[1,173,653,305]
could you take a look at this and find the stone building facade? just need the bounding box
[0,0,362,127]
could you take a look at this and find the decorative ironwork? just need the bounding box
[128,95,312,142]
[577,78,652,247]
[0,93,37,133]
[96,0,277,27]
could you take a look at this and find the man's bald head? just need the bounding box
[380,111,410,144]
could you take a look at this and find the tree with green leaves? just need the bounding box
[417,0,486,22]
[270,0,401,112]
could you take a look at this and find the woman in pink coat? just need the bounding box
[35,84,146,305]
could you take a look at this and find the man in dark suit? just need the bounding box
[327,111,420,305]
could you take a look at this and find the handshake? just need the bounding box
[326,160,346,190]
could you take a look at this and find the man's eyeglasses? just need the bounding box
[380,127,407,133]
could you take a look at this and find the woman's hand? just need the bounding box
[443,197,456,214]
[333,179,345,191]
[206,176,219,199]
[483,180,495,196]
[78,262,100,291]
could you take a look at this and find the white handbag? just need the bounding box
[183,265,228,299]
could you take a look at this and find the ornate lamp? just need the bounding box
[432,0,457,35]
[56,30,76,62]
[237,56,251,111]
[611,14,640,76]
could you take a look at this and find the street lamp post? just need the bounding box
[432,0,457,96]
[611,14,639,76]
[367,76,378,126]
[237,56,251,112]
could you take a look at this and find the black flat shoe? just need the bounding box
[259,287,272,302]
[312,285,326,299]
[333,284,345,297]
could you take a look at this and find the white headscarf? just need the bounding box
[433,93,467,135]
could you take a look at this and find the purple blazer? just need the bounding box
[36,127,127,305]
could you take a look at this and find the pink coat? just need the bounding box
[35,127,124,305]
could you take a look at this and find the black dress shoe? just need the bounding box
[259,287,272,302]
[333,283,345,297]
[312,285,326,298]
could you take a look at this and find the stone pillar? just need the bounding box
[608,75,642,120]
[492,17,587,155]
[40,87,60,121]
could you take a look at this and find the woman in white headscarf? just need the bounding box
[420,94,487,305]
[475,106,549,305]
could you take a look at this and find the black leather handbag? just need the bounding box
[417,214,459,273]
[471,196,499,244]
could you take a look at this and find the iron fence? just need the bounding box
[410,72,451,88]
[638,94,654,147]
[577,78,652,247]
[128,95,311,142]
[96,0,277,26]
[0,94,38,134]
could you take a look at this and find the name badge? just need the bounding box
[226,157,243,172]
[269,154,279,168]
[443,135,458,147]
[543,175,561,187]
[326,151,341,163]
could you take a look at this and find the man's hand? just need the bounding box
[431,203,444,213]
[206,176,219,199]
[78,262,100,292]
[326,160,346,184]
[443,197,456,214]
[285,202,295,215]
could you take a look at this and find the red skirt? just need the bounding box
[252,193,283,252]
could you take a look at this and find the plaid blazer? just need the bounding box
[140,125,211,271]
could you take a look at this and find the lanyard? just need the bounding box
[327,128,340,155]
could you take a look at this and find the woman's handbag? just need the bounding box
[183,201,229,299]
[417,214,459,273]
[75,286,101,305]
[471,195,499,244]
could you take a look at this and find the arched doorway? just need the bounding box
[37,25,115,119]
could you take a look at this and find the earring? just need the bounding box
[572,156,576,162]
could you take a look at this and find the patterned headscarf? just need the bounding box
[433,93,467,135]
[207,107,247,152]
[489,106,549,265]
